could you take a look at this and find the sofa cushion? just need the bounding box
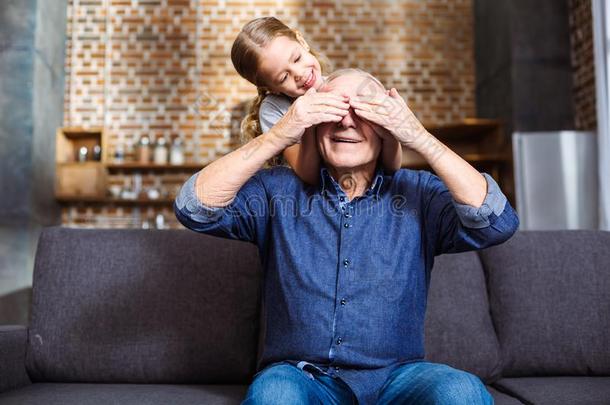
[26,227,262,384]
[493,377,610,405]
[0,326,31,393]
[0,383,248,405]
[479,230,610,376]
[486,386,524,405]
[424,251,503,383]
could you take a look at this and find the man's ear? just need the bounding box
[294,30,311,51]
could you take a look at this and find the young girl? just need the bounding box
[230,17,402,185]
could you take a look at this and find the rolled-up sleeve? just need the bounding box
[174,171,269,244]
[174,171,226,224]
[422,171,520,256]
[451,172,508,229]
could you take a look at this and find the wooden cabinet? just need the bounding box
[402,118,515,206]
[55,127,204,205]
[55,127,107,198]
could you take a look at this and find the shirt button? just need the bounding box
[344,212,351,218]
[344,223,350,228]
[335,366,340,371]
[340,298,346,305]
[339,196,345,202]
[343,259,350,267]
[336,337,342,345]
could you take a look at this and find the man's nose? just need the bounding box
[339,108,357,128]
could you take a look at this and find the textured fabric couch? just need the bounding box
[0,226,609,405]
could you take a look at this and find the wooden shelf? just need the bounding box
[106,162,205,172]
[424,118,502,142]
[56,195,176,205]
[56,119,514,207]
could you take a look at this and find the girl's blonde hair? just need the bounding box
[231,17,331,166]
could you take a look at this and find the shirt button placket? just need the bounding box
[335,200,352,366]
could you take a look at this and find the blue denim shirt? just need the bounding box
[174,165,519,405]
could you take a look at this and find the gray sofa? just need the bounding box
[1,226,609,404]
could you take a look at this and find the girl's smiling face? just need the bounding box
[257,35,324,98]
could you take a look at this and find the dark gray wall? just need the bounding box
[0,0,67,324]
[475,0,575,137]
[0,0,36,222]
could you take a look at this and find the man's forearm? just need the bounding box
[411,132,487,208]
[195,130,291,207]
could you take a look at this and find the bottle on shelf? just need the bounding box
[92,144,102,161]
[155,213,165,229]
[136,135,151,164]
[125,140,135,162]
[78,146,88,162]
[114,144,125,163]
[169,135,185,165]
[153,136,169,165]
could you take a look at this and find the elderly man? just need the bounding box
[174,69,519,405]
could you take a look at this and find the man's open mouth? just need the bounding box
[332,137,361,143]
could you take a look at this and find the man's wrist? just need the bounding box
[264,126,296,152]
[405,131,448,164]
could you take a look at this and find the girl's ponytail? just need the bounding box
[240,87,267,145]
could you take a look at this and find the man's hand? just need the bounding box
[348,88,430,150]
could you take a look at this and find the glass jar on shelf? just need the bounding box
[153,136,169,165]
[136,135,151,164]
[125,139,135,162]
[92,144,102,161]
[170,135,185,165]
[78,146,88,162]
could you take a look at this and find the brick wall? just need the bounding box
[62,0,477,228]
[568,0,597,131]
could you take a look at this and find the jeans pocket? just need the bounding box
[299,362,328,380]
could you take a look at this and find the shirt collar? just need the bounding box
[319,163,385,200]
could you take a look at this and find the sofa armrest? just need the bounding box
[0,325,32,393]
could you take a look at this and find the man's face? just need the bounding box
[316,73,383,171]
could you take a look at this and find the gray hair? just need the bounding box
[321,68,386,93]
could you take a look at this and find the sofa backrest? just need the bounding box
[27,227,610,384]
[478,230,610,377]
[26,227,262,384]
[424,251,503,383]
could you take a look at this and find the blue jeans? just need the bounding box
[241,361,493,405]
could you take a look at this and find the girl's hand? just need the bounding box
[276,88,350,145]
[349,88,429,149]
